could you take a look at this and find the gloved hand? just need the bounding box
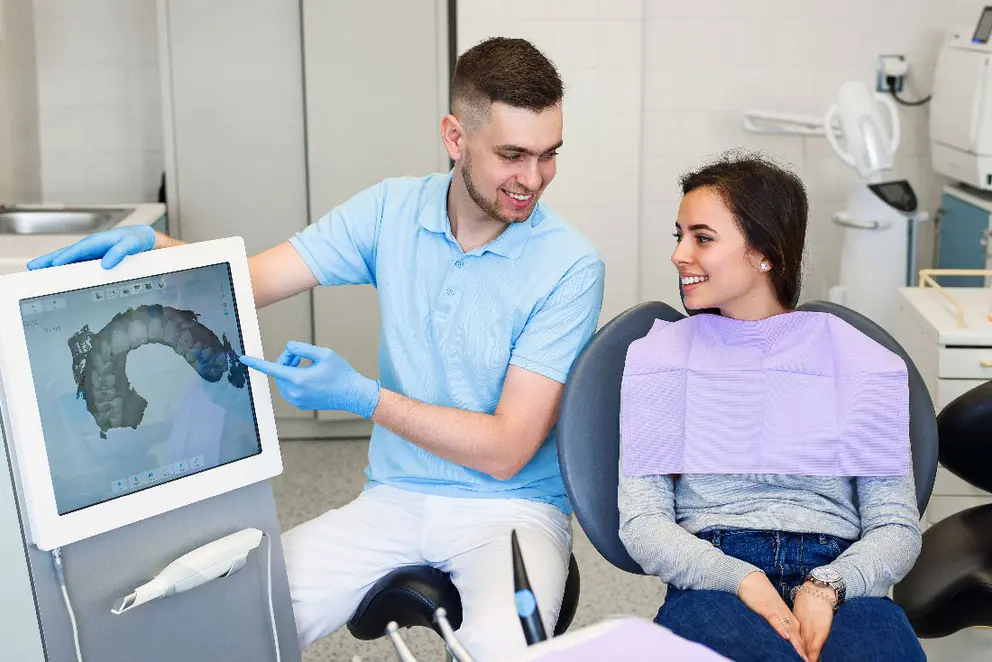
[240,341,381,419]
[26,225,156,270]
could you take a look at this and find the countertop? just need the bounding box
[898,285,992,346]
[0,203,166,275]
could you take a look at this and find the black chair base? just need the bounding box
[893,504,992,638]
[347,554,580,641]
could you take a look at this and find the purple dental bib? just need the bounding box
[620,312,911,477]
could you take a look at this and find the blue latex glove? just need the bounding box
[26,225,156,270]
[240,341,381,419]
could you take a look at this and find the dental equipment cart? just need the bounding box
[0,462,300,662]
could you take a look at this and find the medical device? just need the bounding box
[50,528,282,662]
[512,529,548,645]
[931,7,992,189]
[111,528,264,614]
[744,81,927,333]
[384,530,546,662]
[822,81,927,334]
[0,237,282,550]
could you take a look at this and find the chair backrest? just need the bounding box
[935,379,992,492]
[557,300,939,575]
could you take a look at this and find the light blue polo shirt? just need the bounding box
[288,171,604,513]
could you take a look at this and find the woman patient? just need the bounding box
[618,152,925,662]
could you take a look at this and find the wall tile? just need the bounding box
[32,0,162,202]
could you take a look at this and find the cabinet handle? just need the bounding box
[981,360,992,368]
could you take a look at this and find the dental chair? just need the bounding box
[892,380,992,636]
[555,300,939,585]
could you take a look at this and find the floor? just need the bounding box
[270,439,664,662]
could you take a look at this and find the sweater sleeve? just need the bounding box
[617,449,762,594]
[817,472,922,599]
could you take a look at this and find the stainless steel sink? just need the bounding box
[0,207,134,235]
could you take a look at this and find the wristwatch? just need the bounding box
[806,567,846,609]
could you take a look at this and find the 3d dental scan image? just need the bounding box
[19,263,262,515]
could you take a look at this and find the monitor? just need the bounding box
[0,237,282,550]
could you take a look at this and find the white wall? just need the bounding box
[0,0,41,202]
[460,0,975,318]
[458,1,645,325]
[642,0,951,308]
[31,0,162,203]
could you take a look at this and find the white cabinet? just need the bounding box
[157,0,311,423]
[301,0,450,424]
[158,1,449,435]
[893,286,992,529]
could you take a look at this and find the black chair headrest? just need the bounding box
[936,380,992,492]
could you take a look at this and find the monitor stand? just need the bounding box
[0,426,300,662]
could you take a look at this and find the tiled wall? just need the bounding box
[458,0,645,325]
[461,0,972,317]
[0,0,41,202]
[31,0,162,203]
[641,0,951,309]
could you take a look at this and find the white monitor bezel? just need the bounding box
[0,236,282,550]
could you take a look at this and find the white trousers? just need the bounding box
[282,484,573,661]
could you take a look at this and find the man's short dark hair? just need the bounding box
[450,37,563,128]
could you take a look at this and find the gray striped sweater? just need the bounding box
[617,464,922,599]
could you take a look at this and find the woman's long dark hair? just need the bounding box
[680,151,808,309]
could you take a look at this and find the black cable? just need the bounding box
[886,76,932,107]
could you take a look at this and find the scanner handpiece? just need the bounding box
[112,528,264,614]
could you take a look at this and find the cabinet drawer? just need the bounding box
[938,347,992,378]
[936,378,989,409]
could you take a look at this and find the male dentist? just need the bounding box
[29,37,605,660]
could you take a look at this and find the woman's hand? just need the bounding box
[738,572,810,661]
[792,583,836,662]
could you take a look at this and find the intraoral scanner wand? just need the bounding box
[512,529,548,645]
[112,528,263,614]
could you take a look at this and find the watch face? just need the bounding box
[812,568,842,584]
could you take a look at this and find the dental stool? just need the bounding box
[892,380,992,636]
[555,300,939,577]
[346,558,580,642]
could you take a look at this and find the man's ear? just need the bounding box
[441,114,466,162]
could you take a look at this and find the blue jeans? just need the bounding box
[654,529,925,662]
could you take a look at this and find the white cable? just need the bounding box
[52,547,83,662]
[263,532,281,662]
[60,583,83,662]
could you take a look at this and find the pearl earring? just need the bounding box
[760,262,770,272]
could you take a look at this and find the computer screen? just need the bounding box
[19,262,262,515]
